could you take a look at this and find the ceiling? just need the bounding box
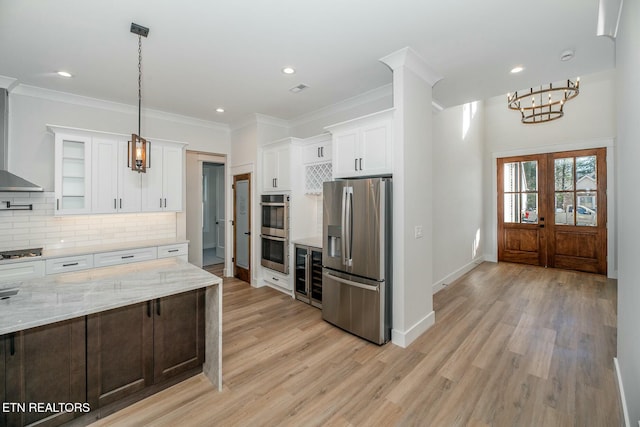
[0,0,616,125]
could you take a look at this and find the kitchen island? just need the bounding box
[0,257,222,426]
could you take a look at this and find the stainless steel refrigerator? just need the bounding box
[322,177,392,344]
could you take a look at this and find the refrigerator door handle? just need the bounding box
[342,186,353,267]
[323,272,379,293]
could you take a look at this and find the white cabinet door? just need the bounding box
[302,141,332,164]
[332,130,359,178]
[141,143,165,211]
[118,139,142,213]
[262,145,290,192]
[359,119,392,176]
[141,142,184,211]
[162,143,183,211]
[54,133,92,215]
[91,137,119,213]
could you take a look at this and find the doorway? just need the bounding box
[233,173,251,282]
[497,148,607,274]
[202,163,225,267]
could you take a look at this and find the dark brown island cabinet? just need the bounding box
[1,289,206,427]
[2,317,86,427]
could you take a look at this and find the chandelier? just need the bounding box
[129,23,150,173]
[507,78,580,124]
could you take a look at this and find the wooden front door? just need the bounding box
[497,148,607,275]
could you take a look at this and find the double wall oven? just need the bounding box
[260,194,289,274]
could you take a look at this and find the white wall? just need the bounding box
[615,0,640,422]
[482,69,617,269]
[432,101,484,292]
[8,86,230,192]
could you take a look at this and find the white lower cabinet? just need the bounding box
[157,243,188,261]
[45,254,94,275]
[0,261,45,282]
[93,247,158,268]
[263,269,292,292]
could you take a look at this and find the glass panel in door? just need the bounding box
[295,246,308,297]
[235,179,249,269]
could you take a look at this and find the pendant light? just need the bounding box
[129,22,150,172]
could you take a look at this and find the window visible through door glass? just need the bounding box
[503,161,538,224]
[554,156,597,227]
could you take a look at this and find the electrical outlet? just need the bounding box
[414,225,423,239]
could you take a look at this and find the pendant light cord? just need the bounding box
[138,34,142,137]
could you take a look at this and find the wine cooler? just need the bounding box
[294,244,322,309]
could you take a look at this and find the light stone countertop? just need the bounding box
[292,236,323,249]
[0,257,221,335]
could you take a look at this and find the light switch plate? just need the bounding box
[414,225,423,239]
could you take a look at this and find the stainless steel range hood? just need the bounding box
[0,88,43,192]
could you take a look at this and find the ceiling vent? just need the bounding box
[289,84,309,93]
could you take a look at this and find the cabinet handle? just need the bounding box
[120,198,122,209]
[354,159,358,171]
[114,198,117,209]
[56,199,60,210]
[121,255,135,259]
[9,333,15,356]
[274,178,278,188]
[164,198,167,208]
[359,158,363,171]
[62,262,79,267]
[156,299,161,316]
[160,198,163,208]
[272,277,279,281]
[147,300,151,317]
[320,146,324,157]
[168,249,179,253]
[318,147,321,158]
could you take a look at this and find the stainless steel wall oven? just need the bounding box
[260,194,289,274]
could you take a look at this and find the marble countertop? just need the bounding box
[0,257,221,335]
[292,236,323,249]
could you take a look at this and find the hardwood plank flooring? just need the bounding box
[90,262,620,426]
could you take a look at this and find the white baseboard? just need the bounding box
[392,310,435,348]
[432,256,485,294]
[614,357,631,427]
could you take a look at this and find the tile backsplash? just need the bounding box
[0,192,177,252]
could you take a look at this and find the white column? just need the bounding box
[380,47,442,347]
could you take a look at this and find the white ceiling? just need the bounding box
[0,0,615,125]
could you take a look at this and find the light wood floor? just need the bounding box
[91,262,620,426]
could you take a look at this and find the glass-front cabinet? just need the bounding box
[54,132,92,215]
[294,244,322,309]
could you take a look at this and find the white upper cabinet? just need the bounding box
[301,134,332,165]
[141,141,184,212]
[50,126,185,215]
[54,132,92,215]
[326,109,393,179]
[262,142,291,192]
[91,137,142,214]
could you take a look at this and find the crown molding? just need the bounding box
[255,113,290,129]
[11,84,230,132]
[289,84,393,129]
[0,75,18,91]
[380,47,443,87]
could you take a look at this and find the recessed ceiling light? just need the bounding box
[215,108,225,113]
[510,66,524,74]
[282,67,296,75]
[57,71,73,78]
